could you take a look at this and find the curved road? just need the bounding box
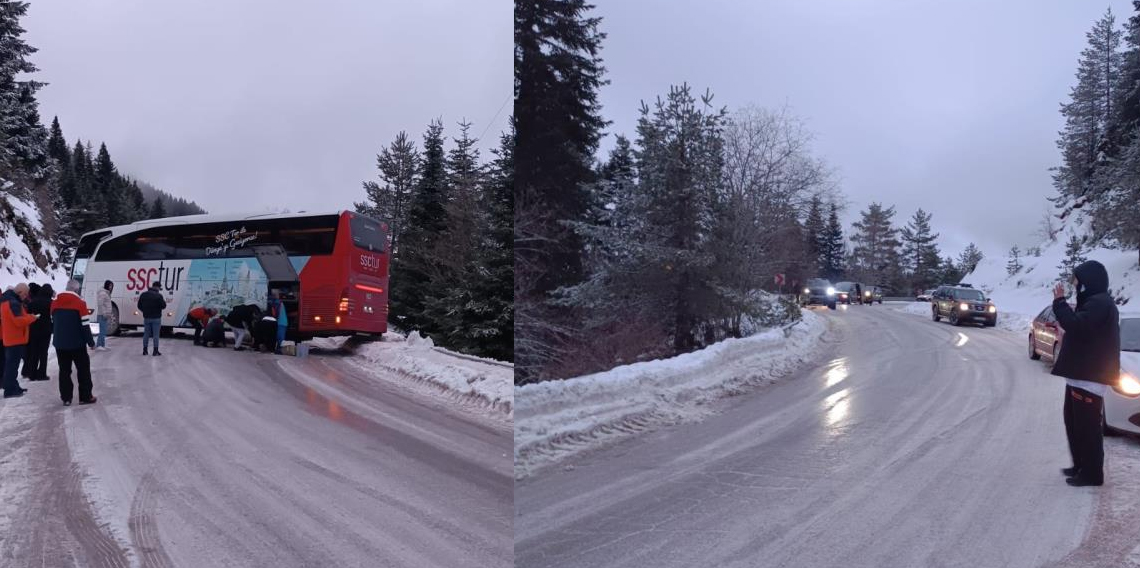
[0,333,513,567]
[515,305,1140,568]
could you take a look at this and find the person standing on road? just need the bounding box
[187,306,214,346]
[20,283,40,379]
[1052,259,1120,487]
[2,284,38,398]
[25,283,54,381]
[268,292,288,354]
[53,280,97,405]
[95,279,114,350]
[137,281,166,356]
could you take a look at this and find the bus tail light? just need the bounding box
[335,316,342,325]
[355,284,383,294]
[338,288,353,313]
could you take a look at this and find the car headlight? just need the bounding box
[803,288,811,294]
[865,291,871,297]
[988,305,996,313]
[826,287,836,296]
[959,303,969,311]
[1116,373,1140,397]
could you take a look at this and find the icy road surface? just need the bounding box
[515,305,1140,568]
[0,335,513,568]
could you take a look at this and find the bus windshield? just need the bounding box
[72,230,111,287]
[349,214,386,252]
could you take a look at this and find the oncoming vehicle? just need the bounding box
[865,285,884,305]
[833,282,864,305]
[931,285,996,327]
[799,278,837,310]
[70,211,389,341]
[917,289,935,302]
[1031,308,1140,436]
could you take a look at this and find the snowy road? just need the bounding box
[514,305,1140,568]
[0,334,513,567]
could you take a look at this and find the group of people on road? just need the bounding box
[1,280,97,405]
[139,286,291,355]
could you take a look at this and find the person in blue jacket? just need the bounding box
[268,292,288,354]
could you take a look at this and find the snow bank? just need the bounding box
[0,193,65,290]
[514,311,828,478]
[325,331,513,417]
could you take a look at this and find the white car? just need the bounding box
[1107,313,1140,436]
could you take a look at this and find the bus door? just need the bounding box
[252,245,301,335]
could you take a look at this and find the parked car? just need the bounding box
[1033,308,1140,435]
[1106,313,1140,435]
[799,278,837,310]
[931,285,997,327]
[834,282,864,305]
[916,289,935,302]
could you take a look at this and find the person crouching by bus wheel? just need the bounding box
[225,304,259,351]
[137,282,166,356]
[187,306,215,346]
[96,279,114,350]
[201,316,226,347]
[25,284,54,381]
[53,280,97,405]
[254,315,277,353]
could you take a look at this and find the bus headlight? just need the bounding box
[959,303,969,311]
[826,287,836,296]
[1116,373,1140,397]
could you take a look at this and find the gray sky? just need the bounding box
[594,0,1132,259]
[26,0,511,215]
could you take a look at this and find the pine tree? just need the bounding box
[130,180,147,220]
[389,119,448,332]
[473,125,515,361]
[354,130,420,257]
[958,243,984,275]
[515,0,609,380]
[47,116,67,164]
[850,203,902,286]
[1053,9,1122,207]
[1006,245,1023,276]
[149,197,166,219]
[590,134,635,228]
[899,208,941,290]
[0,1,48,177]
[1058,234,1088,279]
[822,202,846,280]
[803,195,826,274]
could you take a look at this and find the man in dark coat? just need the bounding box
[254,315,278,353]
[136,281,167,356]
[20,282,40,378]
[225,304,260,351]
[1051,259,1120,487]
[53,280,97,405]
[24,284,53,381]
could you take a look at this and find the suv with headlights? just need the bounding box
[799,278,837,310]
[932,285,996,327]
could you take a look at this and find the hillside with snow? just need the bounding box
[0,184,66,290]
[964,208,1138,334]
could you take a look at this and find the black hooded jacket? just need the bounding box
[1051,260,1120,386]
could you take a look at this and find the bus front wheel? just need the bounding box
[107,304,122,336]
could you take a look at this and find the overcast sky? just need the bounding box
[593,0,1132,259]
[26,0,511,215]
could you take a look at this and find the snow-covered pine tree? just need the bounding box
[958,243,984,275]
[94,143,132,226]
[0,1,48,177]
[850,203,902,286]
[471,125,515,361]
[1053,9,1122,211]
[589,134,635,228]
[389,119,448,333]
[822,202,846,280]
[900,208,941,290]
[1058,234,1088,279]
[803,195,826,274]
[1006,245,1023,276]
[354,130,420,259]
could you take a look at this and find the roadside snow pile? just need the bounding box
[0,192,65,290]
[336,332,513,416]
[890,300,934,318]
[964,211,1139,335]
[514,311,828,478]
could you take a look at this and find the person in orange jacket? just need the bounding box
[187,306,216,346]
[2,283,39,398]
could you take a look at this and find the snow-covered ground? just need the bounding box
[311,331,513,419]
[0,192,66,291]
[514,311,828,478]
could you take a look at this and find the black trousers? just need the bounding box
[191,320,205,344]
[1063,385,1104,482]
[57,348,93,403]
[25,334,50,379]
